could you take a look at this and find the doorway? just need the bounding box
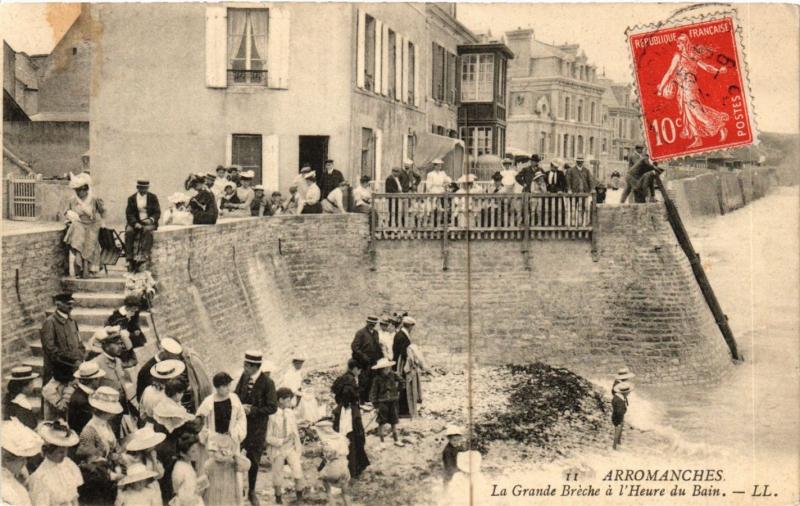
[299,136,329,181]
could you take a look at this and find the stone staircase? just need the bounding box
[22,263,154,415]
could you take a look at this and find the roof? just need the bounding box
[30,111,89,122]
[530,40,574,61]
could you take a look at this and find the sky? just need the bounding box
[0,2,797,134]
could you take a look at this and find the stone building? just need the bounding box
[36,3,477,219]
[504,28,616,179]
[599,78,643,174]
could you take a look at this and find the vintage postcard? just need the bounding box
[0,2,797,505]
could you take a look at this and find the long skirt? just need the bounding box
[64,220,102,266]
[204,434,243,506]
[333,405,369,478]
[397,369,421,418]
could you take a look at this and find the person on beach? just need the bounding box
[442,425,465,487]
[331,359,370,479]
[612,383,633,450]
[611,367,635,394]
[266,388,306,504]
[369,358,404,448]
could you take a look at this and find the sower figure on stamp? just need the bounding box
[125,179,161,272]
[234,351,278,506]
[351,316,383,404]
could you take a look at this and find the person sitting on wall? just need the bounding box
[352,176,373,214]
[320,159,345,199]
[211,166,229,200]
[234,170,256,211]
[269,191,286,216]
[226,165,242,187]
[285,186,300,215]
[186,174,218,225]
[163,192,194,226]
[219,182,243,215]
[322,180,350,214]
[125,179,161,273]
[301,172,323,214]
[250,184,268,216]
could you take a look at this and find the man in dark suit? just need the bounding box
[40,292,83,385]
[68,361,106,434]
[621,145,646,203]
[384,167,405,193]
[545,159,568,193]
[234,350,278,505]
[515,154,540,192]
[106,294,147,369]
[319,159,345,199]
[351,316,383,403]
[125,179,161,271]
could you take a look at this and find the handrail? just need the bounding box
[371,192,594,240]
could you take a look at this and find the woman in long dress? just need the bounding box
[170,432,208,506]
[1,419,44,506]
[76,386,125,505]
[392,317,423,418]
[331,359,370,479]
[64,173,105,278]
[657,33,729,149]
[30,420,84,506]
[196,372,248,506]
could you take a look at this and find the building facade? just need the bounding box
[504,28,615,179]
[599,79,643,174]
[48,3,476,219]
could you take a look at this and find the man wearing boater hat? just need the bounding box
[612,382,633,450]
[125,179,161,272]
[351,316,383,403]
[234,350,278,505]
[40,292,83,385]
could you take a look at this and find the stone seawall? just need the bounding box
[668,167,776,219]
[1,203,734,385]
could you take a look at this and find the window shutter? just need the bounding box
[374,129,383,183]
[413,43,420,107]
[205,6,227,88]
[394,35,403,100]
[262,134,280,191]
[381,24,390,95]
[267,8,291,89]
[225,134,233,166]
[374,20,383,95]
[356,9,365,88]
[401,37,409,103]
[402,134,408,167]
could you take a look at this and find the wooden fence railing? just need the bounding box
[371,192,595,240]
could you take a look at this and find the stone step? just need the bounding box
[73,292,126,308]
[46,308,151,327]
[21,356,43,375]
[62,277,126,293]
[80,323,152,343]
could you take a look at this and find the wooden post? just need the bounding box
[369,206,377,271]
[521,193,531,270]
[590,192,599,262]
[655,175,742,361]
[441,194,450,271]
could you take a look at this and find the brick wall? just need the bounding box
[1,229,67,367]
[1,205,735,385]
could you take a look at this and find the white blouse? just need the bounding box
[28,457,83,506]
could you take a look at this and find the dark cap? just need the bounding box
[325,159,334,164]
[136,180,150,187]
[53,292,75,304]
[531,154,541,163]
[635,144,644,150]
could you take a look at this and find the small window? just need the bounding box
[232,134,263,183]
[407,41,416,104]
[72,47,78,55]
[564,96,571,120]
[228,9,268,85]
[388,30,397,99]
[460,54,494,102]
[364,15,376,91]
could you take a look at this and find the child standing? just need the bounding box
[369,358,404,448]
[267,388,306,504]
[442,425,465,486]
[170,432,208,506]
[115,463,161,505]
[314,420,351,506]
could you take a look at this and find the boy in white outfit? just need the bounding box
[267,387,306,504]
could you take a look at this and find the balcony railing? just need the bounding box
[371,192,595,240]
[227,69,267,86]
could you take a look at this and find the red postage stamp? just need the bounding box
[627,13,755,161]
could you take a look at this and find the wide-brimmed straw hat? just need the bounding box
[74,361,106,380]
[614,383,634,394]
[160,338,183,356]
[1,419,43,457]
[89,386,124,415]
[5,365,39,382]
[445,425,465,437]
[456,174,477,184]
[118,462,159,487]
[150,359,186,380]
[69,172,91,189]
[457,450,482,473]
[615,368,636,381]
[168,192,189,204]
[371,358,396,370]
[402,316,416,326]
[125,423,167,452]
[37,420,80,447]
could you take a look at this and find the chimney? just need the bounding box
[505,28,533,75]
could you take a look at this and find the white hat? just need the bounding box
[615,368,636,380]
[432,158,445,165]
[445,425,465,437]
[291,351,307,362]
[93,326,123,344]
[160,338,183,355]
[37,420,80,447]
[456,174,477,184]
[241,170,255,179]
[371,358,396,370]
[125,423,167,452]
[150,359,186,380]
[168,192,189,204]
[89,386,124,414]
[1,419,43,457]
[253,185,265,191]
[403,158,414,166]
[402,316,416,326]
[5,365,39,382]
[550,158,563,167]
[74,361,106,380]
[118,462,159,487]
[457,450,482,473]
[69,172,91,189]
[244,350,263,364]
[303,172,316,180]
